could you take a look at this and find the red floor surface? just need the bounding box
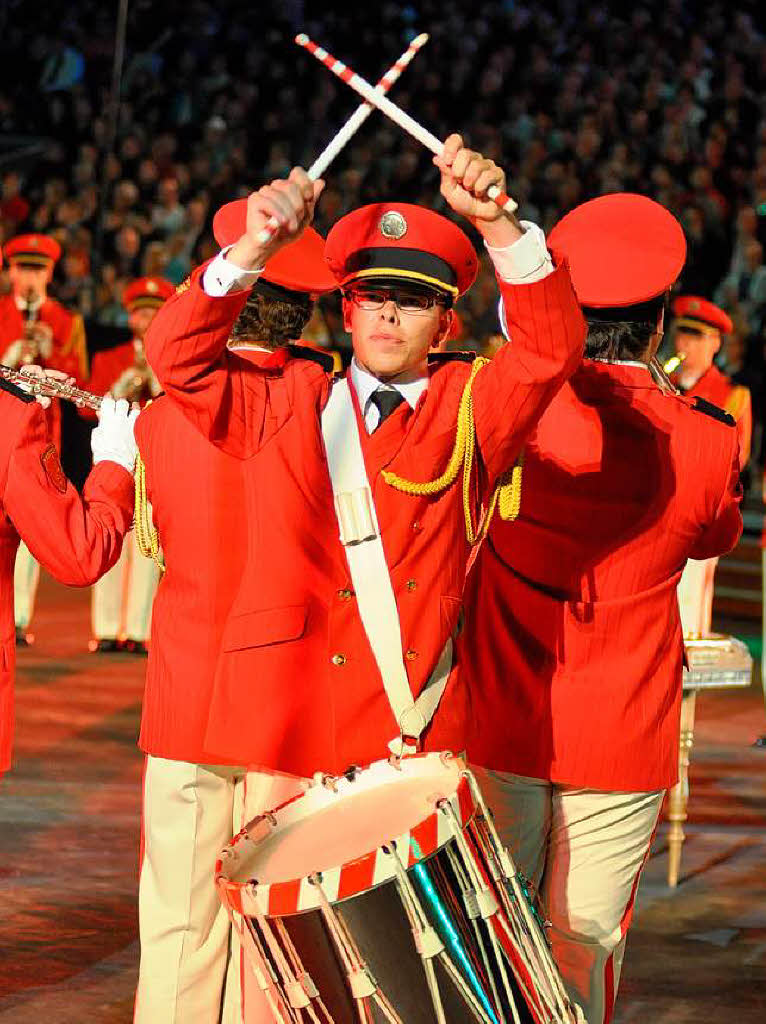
[0,573,765,1022]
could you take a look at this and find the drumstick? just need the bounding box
[255,33,429,244]
[295,33,519,215]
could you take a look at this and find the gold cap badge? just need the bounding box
[379,211,407,240]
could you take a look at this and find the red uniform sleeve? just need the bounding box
[471,262,586,485]
[3,405,134,585]
[144,268,323,458]
[689,430,743,560]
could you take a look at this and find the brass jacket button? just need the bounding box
[405,649,419,661]
[406,579,417,591]
[337,588,354,600]
[331,653,347,666]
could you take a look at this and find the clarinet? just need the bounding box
[0,364,102,411]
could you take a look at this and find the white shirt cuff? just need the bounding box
[202,246,265,296]
[484,221,553,285]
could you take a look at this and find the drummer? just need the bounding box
[142,138,586,1020]
[463,194,743,1024]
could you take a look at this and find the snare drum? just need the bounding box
[217,752,584,1024]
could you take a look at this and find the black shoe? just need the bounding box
[754,735,766,749]
[89,637,122,653]
[123,638,148,656]
[15,629,34,647]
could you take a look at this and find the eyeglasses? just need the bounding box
[344,286,446,314]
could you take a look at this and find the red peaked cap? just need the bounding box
[548,194,686,308]
[4,233,61,267]
[672,295,733,335]
[325,203,478,299]
[123,276,175,312]
[213,199,336,295]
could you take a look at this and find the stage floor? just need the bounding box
[0,574,765,1022]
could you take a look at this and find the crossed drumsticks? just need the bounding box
[256,31,517,245]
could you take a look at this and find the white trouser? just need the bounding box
[136,756,307,1024]
[471,768,664,1024]
[13,542,41,630]
[92,530,159,641]
[677,556,718,636]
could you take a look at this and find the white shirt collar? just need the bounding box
[350,356,429,431]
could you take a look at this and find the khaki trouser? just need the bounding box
[13,542,41,630]
[676,556,718,636]
[135,756,307,1024]
[471,768,664,1024]
[92,530,159,641]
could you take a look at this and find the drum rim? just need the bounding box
[217,752,476,917]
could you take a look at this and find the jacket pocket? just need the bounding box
[223,605,308,653]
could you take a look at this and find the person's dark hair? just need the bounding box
[584,319,656,361]
[229,288,312,349]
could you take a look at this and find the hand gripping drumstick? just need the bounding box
[295,33,519,215]
[255,33,429,244]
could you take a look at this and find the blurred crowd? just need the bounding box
[1,0,766,460]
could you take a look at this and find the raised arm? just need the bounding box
[144,169,325,458]
[433,133,585,485]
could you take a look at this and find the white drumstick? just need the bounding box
[256,33,429,244]
[295,33,518,215]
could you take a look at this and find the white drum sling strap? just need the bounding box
[321,378,452,755]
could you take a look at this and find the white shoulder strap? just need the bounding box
[321,378,452,756]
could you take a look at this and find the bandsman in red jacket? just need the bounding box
[140,137,586,1022]
[0,233,90,643]
[133,224,337,1024]
[86,276,174,653]
[669,295,751,634]
[0,372,138,777]
[463,195,743,1024]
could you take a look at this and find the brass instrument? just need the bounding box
[112,344,158,404]
[20,289,40,365]
[663,352,687,375]
[0,364,102,411]
[648,355,681,396]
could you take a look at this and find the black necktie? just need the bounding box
[370,387,405,429]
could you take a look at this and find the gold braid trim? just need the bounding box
[724,385,749,423]
[134,451,165,573]
[381,357,524,543]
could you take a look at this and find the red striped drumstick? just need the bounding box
[255,33,429,244]
[295,33,519,215]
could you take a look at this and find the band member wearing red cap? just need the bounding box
[668,296,752,638]
[84,277,174,654]
[140,136,585,1021]
[0,234,90,644]
[464,194,743,1024]
[134,224,338,1024]
[0,371,138,778]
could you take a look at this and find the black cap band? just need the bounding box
[343,247,458,297]
[583,295,665,324]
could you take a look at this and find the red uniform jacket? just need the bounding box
[0,294,88,445]
[135,348,272,764]
[0,380,134,773]
[463,361,743,792]
[675,364,751,467]
[144,262,586,776]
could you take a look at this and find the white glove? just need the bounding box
[91,397,139,473]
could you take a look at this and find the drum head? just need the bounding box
[221,754,468,901]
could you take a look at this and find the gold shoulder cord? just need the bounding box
[133,402,165,573]
[381,357,524,544]
[134,452,165,572]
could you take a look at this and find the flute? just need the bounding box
[0,364,102,411]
